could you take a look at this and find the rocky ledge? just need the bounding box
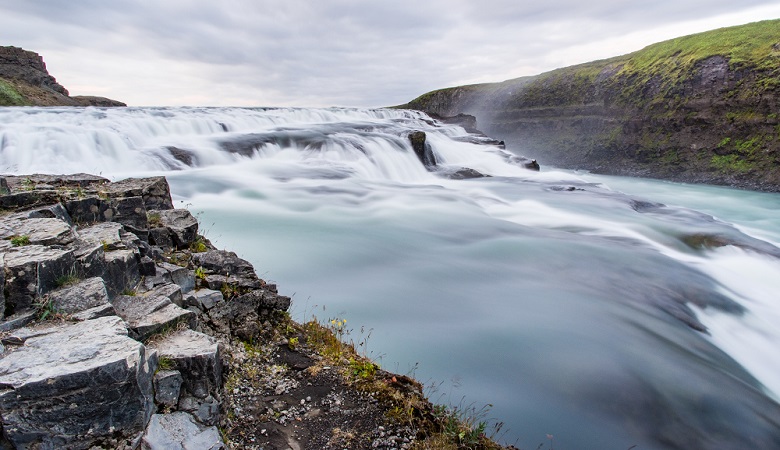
[0,46,125,107]
[0,174,508,449]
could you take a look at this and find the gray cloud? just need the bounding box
[1,0,779,106]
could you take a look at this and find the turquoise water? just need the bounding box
[3,106,779,449]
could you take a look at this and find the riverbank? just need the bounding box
[0,174,509,449]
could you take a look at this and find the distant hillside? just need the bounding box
[400,19,780,191]
[0,46,125,107]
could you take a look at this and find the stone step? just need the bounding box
[0,316,156,449]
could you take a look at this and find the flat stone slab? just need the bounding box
[0,216,75,247]
[102,176,174,211]
[142,412,224,450]
[0,316,156,448]
[47,276,109,315]
[113,294,195,342]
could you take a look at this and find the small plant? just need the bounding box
[220,282,240,300]
[195,266,206,280]
[121,288,137,296]
[10,235,30,246]
[21,178,35,191]
[157,356,175,371]
[288,336,299,350]
[35,297,57,321]
[348,357,377,380]
[190,236,207,253]
[147,212,162,227]
[56,272,80,288]
[100,239,110,252]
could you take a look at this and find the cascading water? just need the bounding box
[2,106,779,449]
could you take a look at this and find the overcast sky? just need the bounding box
[2,1,779,107]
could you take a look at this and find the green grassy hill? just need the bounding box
[401,19,780,191]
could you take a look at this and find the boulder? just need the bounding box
[112,294,195,342]
[2,245,75,316]
[109,195,149,236]
[143,283,184,308]
[148,329,222,401]
[148,227,174,250]
[186,289,223,312]
[192,250,257,279]
[154,370,184,409]
[408,131,437,167]
[64,195,113,224]
[104,249,142,299]
[141,412,224,450]
[149,209,199,249]
[0,316,156,448]
[151,262,195,294]
[102,177,174,211]
[46,276,109,315]
[206,289,290,342]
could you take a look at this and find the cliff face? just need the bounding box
[0,46,125,107]
[402,19,780,191]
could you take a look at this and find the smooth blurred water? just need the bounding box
[3,107,779,449]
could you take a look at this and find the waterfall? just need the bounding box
[2,105,779,449]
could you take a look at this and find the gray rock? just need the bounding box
[0,316,156,449]
[0,310,37,333]
[47,276,109,315]
[71,303,116,321]
[2,245,75,316]
[188,289,223,311]
[102,177,174,212]
[409,130,437,167]
[64,195,112,224]
[144,283,184,308]
[206,289,290,342]
[142,412,224,450]
[104,249,141,299]
[76,221,125,250]
[192,249,257,278]
[179,394,220,426]
[24,202,74,227]
[148,329,222,400]
[0,216,75,247]
[109,195,148,235]
[154,370,183,409]
[0,253,4,320]
[146,262,195,294]
[150,209,199,249]
[112,294,195,342]
[139,255,157,276]
[148,227,174,250]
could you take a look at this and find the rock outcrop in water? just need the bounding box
[0,174,507,449]
[400,19,780,192]
[0,46,125,107]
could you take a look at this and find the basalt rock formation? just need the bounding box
[0,46,125,107]
[400,19,780,191]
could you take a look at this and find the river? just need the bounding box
[2,106,779,449]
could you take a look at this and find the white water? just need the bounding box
[2,106,779,449]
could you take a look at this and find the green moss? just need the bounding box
[10,235,30,246]
[0,79,27,106]
[710,154,753,173]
